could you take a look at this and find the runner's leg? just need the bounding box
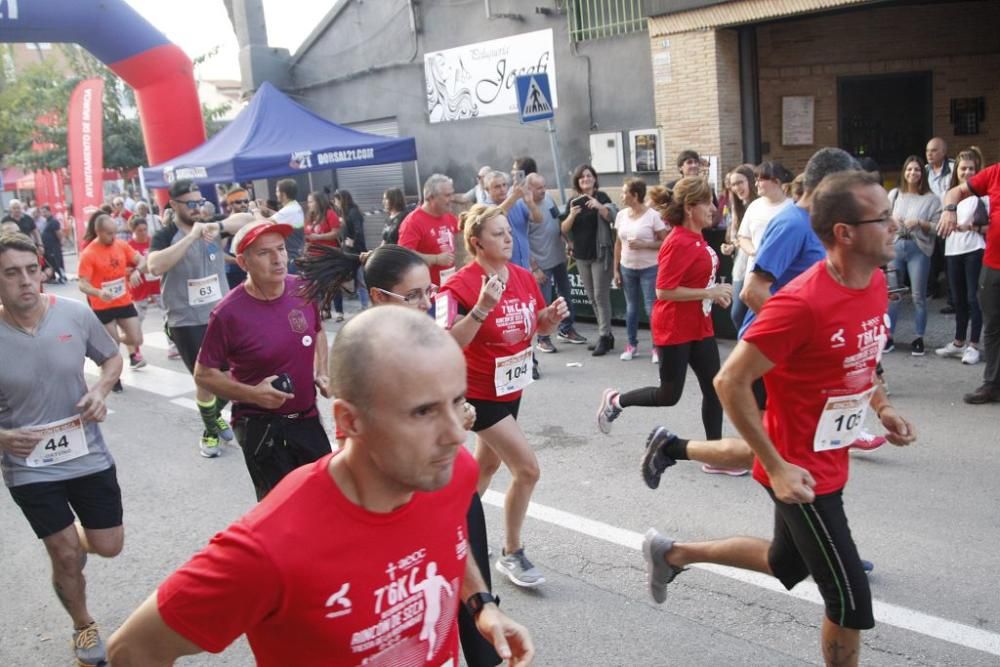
[475,415,538,555]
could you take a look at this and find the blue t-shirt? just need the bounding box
[739,204,826,337]
[505,199,532,270]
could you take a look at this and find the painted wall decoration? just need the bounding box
[424,29,558,124]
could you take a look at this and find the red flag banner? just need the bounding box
[67,78,104,251]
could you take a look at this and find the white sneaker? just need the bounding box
[620,344,636,361]
[935,341,965,358]
[651,350,659,364]
[962,346,981,365]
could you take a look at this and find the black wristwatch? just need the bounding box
[943,204,958,212]
[465,592,499,619]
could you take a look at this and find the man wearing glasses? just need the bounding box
[193,221,332,500]
[147,179,254,458]
[643,170,916,667]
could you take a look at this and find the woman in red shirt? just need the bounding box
[437,204,568,589]
[305,191,343,319]
[597,177,733,445]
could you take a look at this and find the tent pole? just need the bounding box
[414,161,422,204]
[308,171,315,193]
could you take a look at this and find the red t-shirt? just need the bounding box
[743,261,888,495]
[197,276,321,418]
[398,208,458,286]
[967,164,1000,270]
[126,239,160,300]
[651,226,718,346]
[438,262,545,402]
[157,449,478,666]
[306,208,341,250]
[77,239,140,310]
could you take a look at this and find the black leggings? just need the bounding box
[457,492,501,666]
[618,337,723,439]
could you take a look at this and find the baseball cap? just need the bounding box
[232,221,294,255]
[169,179,201,199]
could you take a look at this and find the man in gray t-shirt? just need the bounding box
[525,173,586,351]
[0,232,124,664]
[147,179,253,458]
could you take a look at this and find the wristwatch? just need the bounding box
[465,592,499,619]
[943,204,958,212]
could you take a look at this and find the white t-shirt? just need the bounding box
[945,196,988,256]
[615,207,667,269]
[272,200,305,229]
[739,197,793,273]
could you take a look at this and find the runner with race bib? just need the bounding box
[0,232,125,666]
[436,204,568,589]
[78,211,148,389]
[641,171,917,667]
[147,179,254,458]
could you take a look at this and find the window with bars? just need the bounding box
[567,0,647,42]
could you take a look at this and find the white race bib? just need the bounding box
[494,348,533,397]
[24,416,90,468]
[813,387,875,452]
[439,267,457,284]
[187,274,222,306]
[102,277,126,300]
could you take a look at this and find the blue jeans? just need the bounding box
[947,250,983,344]
[730,278,749,331]
[620,265,657,347]
[539,262,576,337]
[355,265,370,308]
[888,239,929,337]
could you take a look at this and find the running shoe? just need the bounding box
[620,344,637,361]
[961,346,981,365]
[641,427,678,490]
[651,350,659,364]
[596,389,622,435]
[72,622,107,667]
[335,312,345,322]
[215,416,235,442]
[910,337,925,356]
[935,341,964,359]
[111,380,124,394]
[701,464,749,476]
[849,431,887,451]
[199,433,221,458]
[883,337,895,353]
[557,328,587,345]
[495,548,545,587]
[536,337,557,354]
[128,353,147,369]
[642,529,686,604]
[167,343,180,360]
[862,559,875,575]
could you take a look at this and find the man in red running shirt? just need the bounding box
[108,307,534,667]
[399,174,459,286]
[642,171,917,667]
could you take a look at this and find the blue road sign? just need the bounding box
[515,73,554,123]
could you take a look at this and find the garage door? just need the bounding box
[336,118,405,251]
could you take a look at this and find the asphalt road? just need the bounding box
[2,262,998,666]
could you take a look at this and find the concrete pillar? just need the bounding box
[231,0,290,91]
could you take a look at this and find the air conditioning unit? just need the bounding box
[589,131,624,174]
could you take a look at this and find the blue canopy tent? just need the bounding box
[141,82,418,188]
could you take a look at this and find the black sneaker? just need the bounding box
[641,427,678,490]
[111,380,124,393]
[883,337,895,353]
[557,328,587,345]
[911,337,925,356]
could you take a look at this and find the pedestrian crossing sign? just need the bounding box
[515,73,554,123]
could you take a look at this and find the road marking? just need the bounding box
[481,489,1000,657]
[85,359,195,397]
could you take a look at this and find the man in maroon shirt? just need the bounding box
[193,221,332,499]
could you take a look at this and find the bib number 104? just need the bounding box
[833,411,862,433]
[504,364,527,383]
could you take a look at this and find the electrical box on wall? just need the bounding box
[589,132,624,174]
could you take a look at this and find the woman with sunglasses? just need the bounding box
[437,204,568,590]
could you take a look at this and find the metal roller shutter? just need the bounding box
[336,118,404,251]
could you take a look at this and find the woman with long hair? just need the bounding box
[886,155,942,355]
[720,164,757,328]
[936,147,988,364]
[305,191,343,319]
[439,204,568,589]
[597,177,733,451]
[381,187,408,245]
[614,178,668,362]
[333,189,370,310]
[561,164,616,355]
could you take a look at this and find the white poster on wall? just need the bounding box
[424,29,558,124]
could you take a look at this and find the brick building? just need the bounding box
[649,0,999,182]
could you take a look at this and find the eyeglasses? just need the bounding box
[842,214,893,227]
[375,284,439,307]
[173,198,207,210]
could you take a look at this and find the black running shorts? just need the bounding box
[9,466,123,539]
[766,487,874,629]
[167,324,208,374]
[467,397,521,433]
[95,304,139,325]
